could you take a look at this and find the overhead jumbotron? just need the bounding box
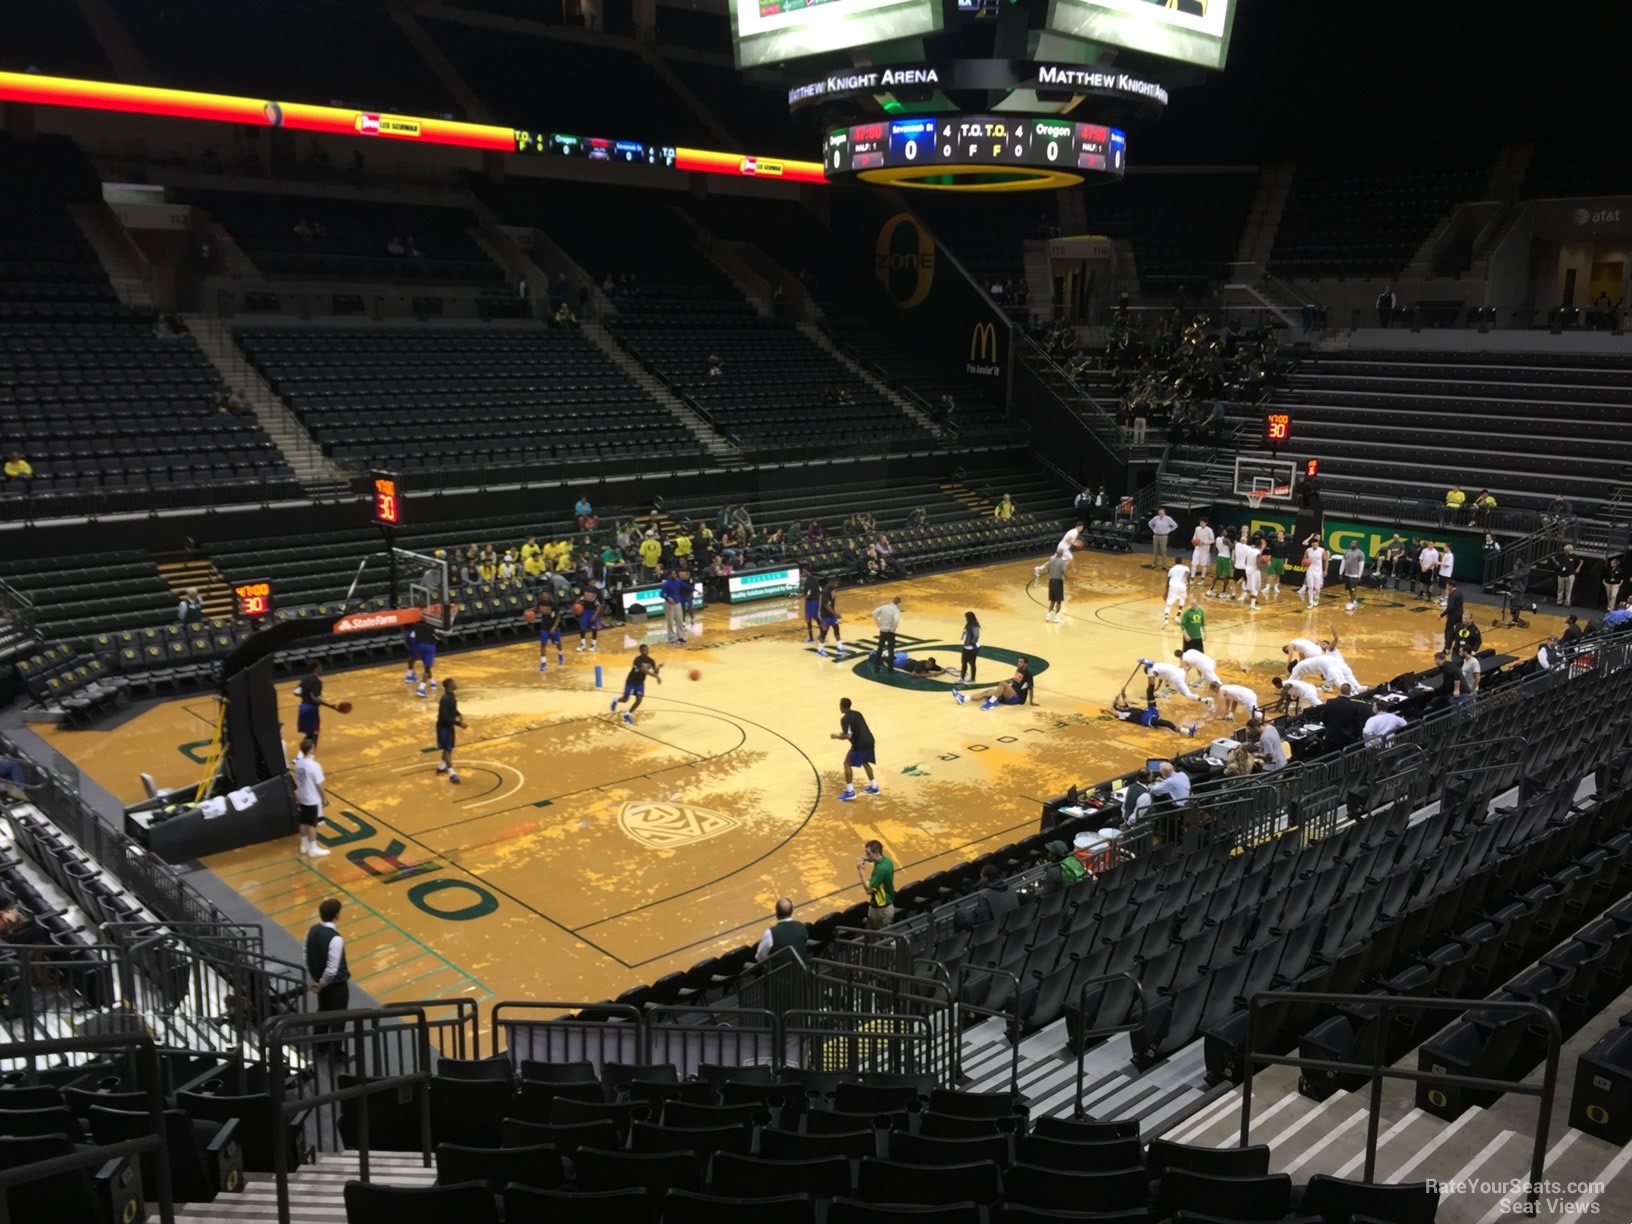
[754,0,1235,189]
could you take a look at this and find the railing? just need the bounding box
[0,575,36,639]
[1018,337,1126,451]
[0,944,123,1046]
[645,1006,779,1076]
[954,963,1024,1093]
[1073,973,1151,1119]
[1486,519,1584,584]
[266,1004,437,1224]
[493,1001,645,1071]
[0,1034,175,1224]
[1240,991,1561,1213]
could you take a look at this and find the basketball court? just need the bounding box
[37,550,1564,1018]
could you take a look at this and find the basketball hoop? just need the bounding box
[1247,493,1266,511]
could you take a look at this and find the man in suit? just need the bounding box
[305,898,350,1055]
[1322,683,1369,748]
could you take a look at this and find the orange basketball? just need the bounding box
[524,608,537,623]
[572,601,584,617]
[689,668,702,681]
[336,700,353,714]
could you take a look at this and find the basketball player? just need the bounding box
[1265,528,1288,599]
[1231,532,1254,602]
[1270,674,1323,713]
[972,658,1036,710]
[402,623,420,685]
[1283,636,1324,661]
[1289,651,1348,692]
[1416,540,1440,600]
[294,661,340,751]
[1208,679,1260,722]
[1190,517,1215,578]
[1302,535,1328,609]
[435,678,465,784]
[802,570,823,642]
[1242,535,1265,610]
[536,592,565,671]
[1161,559,1191,626]
[815,579,848,657]
[831,697,878,801]
[1436,544,1455,606]
[610,644,661,724]
[576,581,602,653]
[1108,681,1195,735]
[414,623,439,699]
[1144,658,1200,701]
[1035,523,1083,578]
[1206,530,1236,599]
[292,737,329,858]
[1175,646,1221,689]
[1318,629,1362,690]
[1044,550,1070,622]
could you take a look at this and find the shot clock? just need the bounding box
[1265,412,1292,449]
[371,471,401,527]
[231,578,274,621]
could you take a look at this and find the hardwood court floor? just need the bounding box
[41,553,1564,1018]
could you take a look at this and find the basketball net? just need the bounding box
[1247,493,1266,511]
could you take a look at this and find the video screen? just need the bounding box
[731,0,944,69]
[1044,0,1236,70]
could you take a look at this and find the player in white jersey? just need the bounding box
[1416,543,1440,599]
[1230,536,1253,601]
[1209,680,1259,721]
[1302,536,1328,608]
[1242,538,1264,610]
[1175,647,1221,688]
[1190,518,1216,577]
[1316,629,1361,690]
[1290,653,1346,690]
[1162,560,1191,625]
[1283,637,1324,661]
[1143,659,1200,701]
[1035,523,1083,578]
[1271,675,1323,712]
[1436,547,1455,606]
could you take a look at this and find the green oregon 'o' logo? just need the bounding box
[852,643,1050,692]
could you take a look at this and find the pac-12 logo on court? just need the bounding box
[618,801,739,850]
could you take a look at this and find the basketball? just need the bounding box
[336,700,353,714]
[689,668,702,681]
[524,608,537,623]
[572,601,584,617]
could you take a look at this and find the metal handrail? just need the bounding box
[1240,990,1561,1212]
[954,963,1023,1094]
[1073,972,1151,1119]
[267,1004,435,1224]
[0,1033,175,1224]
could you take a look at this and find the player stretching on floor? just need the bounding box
[1162,560,1190,626]
[1289,651,1349,692]
[610,644,661,724]
[815,580,849,657]
[1175,647,1221,689]
[435,678,466,784]
[959,658,1036,709]
[536,593,565,671]
[1109,681,1196,735]
[1208,679,1260,722]
[1270,675,1323,713]
[831,697,878,801]
[1143,658,1201,701]
[1282,636,1325,661]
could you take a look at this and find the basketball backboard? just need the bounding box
[395,547,451,627]
[1232,454,1298,501]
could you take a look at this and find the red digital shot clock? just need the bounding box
[1265,412,1292,447]
[371,471,401,526]
[232,578,274,620]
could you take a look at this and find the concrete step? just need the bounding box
[580,320,736,458]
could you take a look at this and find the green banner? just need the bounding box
[1206,506,1489,584]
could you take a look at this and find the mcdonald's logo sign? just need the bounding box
[966,320,1002,376]
[875,212,935,308]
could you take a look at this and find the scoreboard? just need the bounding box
[827,115,1125,188]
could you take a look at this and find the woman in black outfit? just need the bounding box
[959,611,981,682]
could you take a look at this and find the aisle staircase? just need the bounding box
[67,202,154,312]
[795,320,941,437]
[178,314,350,489]
[941,481,996,515]
[579,321,737,463]
[156,556,234,620]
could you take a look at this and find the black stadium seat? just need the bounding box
[663,1189,818,1224]
[504,1185,654,1224]
[710,1152,854,1199]
[345,1180,500,1224]
[434,1142,566,1190]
